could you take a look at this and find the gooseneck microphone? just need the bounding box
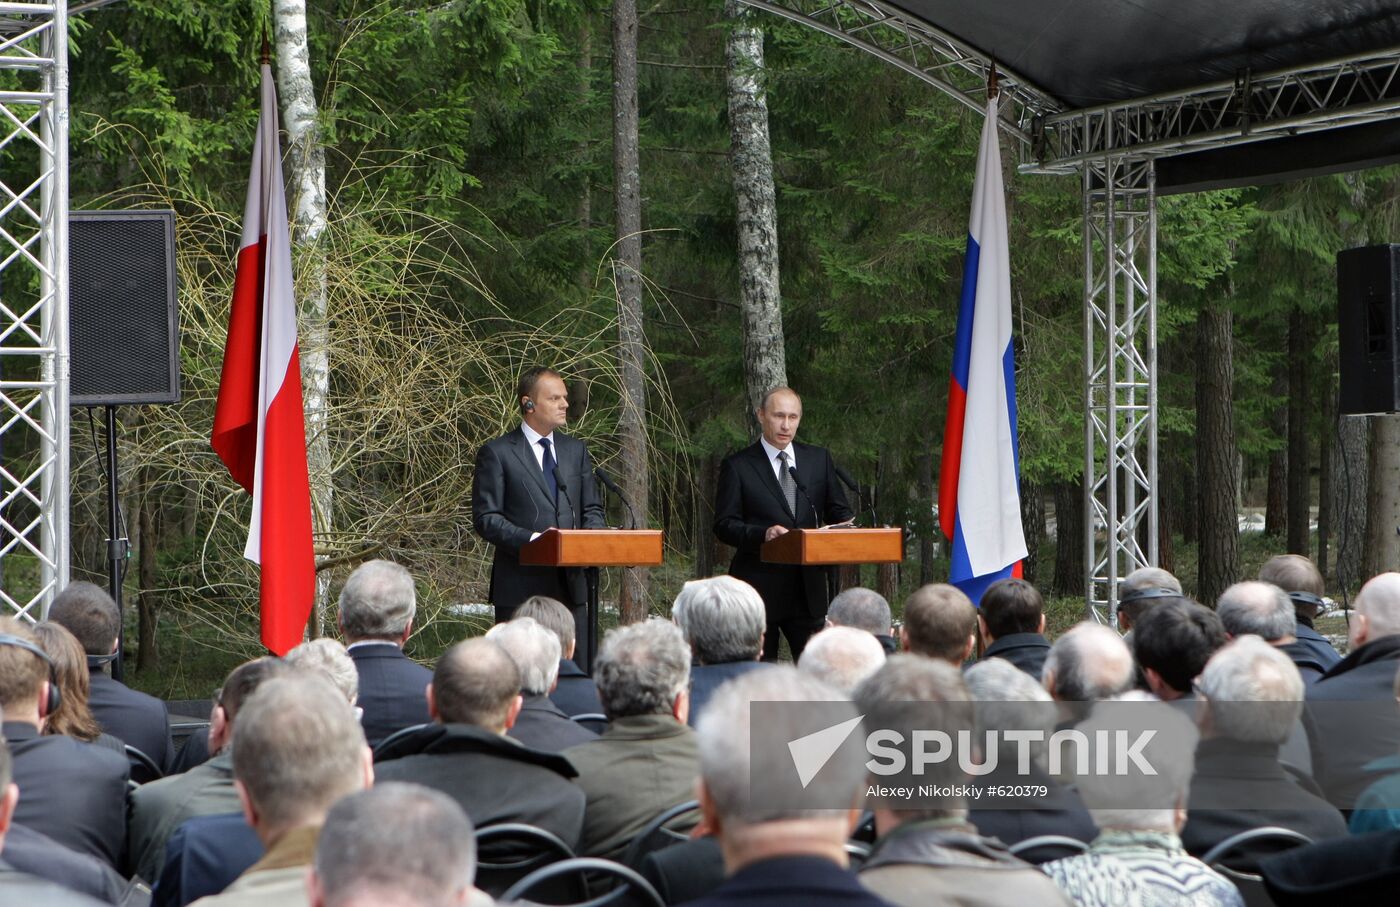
[594,467,638,530]
[788,465,824,529]
[556,479,579,530]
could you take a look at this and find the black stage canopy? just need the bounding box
[853,0,1400,191]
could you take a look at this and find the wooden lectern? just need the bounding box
[760,527,904,565]
[520,529,663,673]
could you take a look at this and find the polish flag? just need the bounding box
[211,63,314,655]
[938,95,1027,605]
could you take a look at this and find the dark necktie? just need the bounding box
[539,437,558,503]
[778,450,797,515]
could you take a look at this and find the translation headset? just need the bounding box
[523,399,535,413]
[0,634,61,715]
[1117,586,1180,606]
[1287,590,1326,610]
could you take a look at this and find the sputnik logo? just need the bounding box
[786,715,864,788]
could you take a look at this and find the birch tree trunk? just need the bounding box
[725,0,786,418]
[273,0,331,632]
[613,0,650,622]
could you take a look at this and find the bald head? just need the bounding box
[1353,573,1400,649]
[1043,623,1134,702]
[1216,581,1295,643]
[431,639,521,732]
[798,627,885,693]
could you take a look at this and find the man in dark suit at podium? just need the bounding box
[714,387,852,662]
[473,367,606,664]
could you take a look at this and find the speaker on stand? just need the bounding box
[69,210,179,681]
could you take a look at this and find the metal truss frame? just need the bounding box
[0,1,68,622]
[1082,156,1157,624]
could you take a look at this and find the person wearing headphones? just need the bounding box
[0,617,128,868]
[472,367,606,668]
[1259,554,1342,673]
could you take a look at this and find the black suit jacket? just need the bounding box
[374,723,586,850]
[88,671,175,773]
[4,824,130,904]
[713,441,852,621]
[639,835,724,904]
[681,854,893,907]
[981,633,1051,681]
[1181,738,1347,869]
[348,643,434,748]
[1305,635,1400,806]
[550,659,604,717]
[473,427,606,613]
[507,693,598,753]
[4,722,129,868]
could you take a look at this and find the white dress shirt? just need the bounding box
[760,436,796,483]
[521,421,557,471]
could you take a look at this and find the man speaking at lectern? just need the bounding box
[473,367,606,659]
[714,387,852,661]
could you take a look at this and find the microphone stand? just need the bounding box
[558,478,599,675]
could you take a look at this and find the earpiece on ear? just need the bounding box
[523,399,535,413]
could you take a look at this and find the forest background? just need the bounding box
[6,0,1400,697]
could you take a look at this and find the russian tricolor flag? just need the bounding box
[937,95,1027,605]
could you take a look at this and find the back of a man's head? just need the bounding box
[827,588,892,636]
[902,584,977,664]
[697,666,861,838]
[1132,599,1227,695]
[311,782,477,907]
[0,619,48,715]
[854,656,974,821]
[979,578,1044,641]
[1258,554,1324,597]
[671,576,765,665]
[1354,572,1400,647]
[231,674,369,837]
[1197,636,1303,745]
[337,560,417,643]
[798,627,884,692]
[431,638,520,731]
[1074,695,1197,834]
[594,619,691,721]
[1216,582,1295,643]
[486,617,561,696]
[1117,567,1183,629]
[514,596,576,660]
[1042,623,1134,702]
[286,639,359,705]
[47,581,119,657]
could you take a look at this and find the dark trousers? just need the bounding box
[761,614,824,662]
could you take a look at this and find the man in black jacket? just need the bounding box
[713,387,852,661]
[338,559,433,748]
[48,581,175,774]
[977,578,1052,679]
[487,616,596,753]
[374,638,585,850]
[0,618,127,868]
[1182,636,1346,867]
[472,367,607,666]
[1259,554,1342,675]
[515,595,604,718]
[1307,571,1400,806]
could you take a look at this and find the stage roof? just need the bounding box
[793,0,1400,190]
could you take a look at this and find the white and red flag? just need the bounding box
[211,63,314,655]
[938,95,1027,605]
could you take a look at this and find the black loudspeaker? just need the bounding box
[1337,244,1400,415]
[69,210,180,406]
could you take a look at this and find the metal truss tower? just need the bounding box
[0,1,69,621]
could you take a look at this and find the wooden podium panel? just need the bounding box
[519,529,663,567]
[760,527,903,565]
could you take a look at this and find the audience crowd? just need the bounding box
[5,555,1400,905]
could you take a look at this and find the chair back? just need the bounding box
[370,722,430,761]
[623,800,701,869]
[1199,827,1313,869]
[501,857,665,907]
[1007,834,1090,863]
[571,712,610,734]
[125,744,163,785]
[474,823,577,899]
